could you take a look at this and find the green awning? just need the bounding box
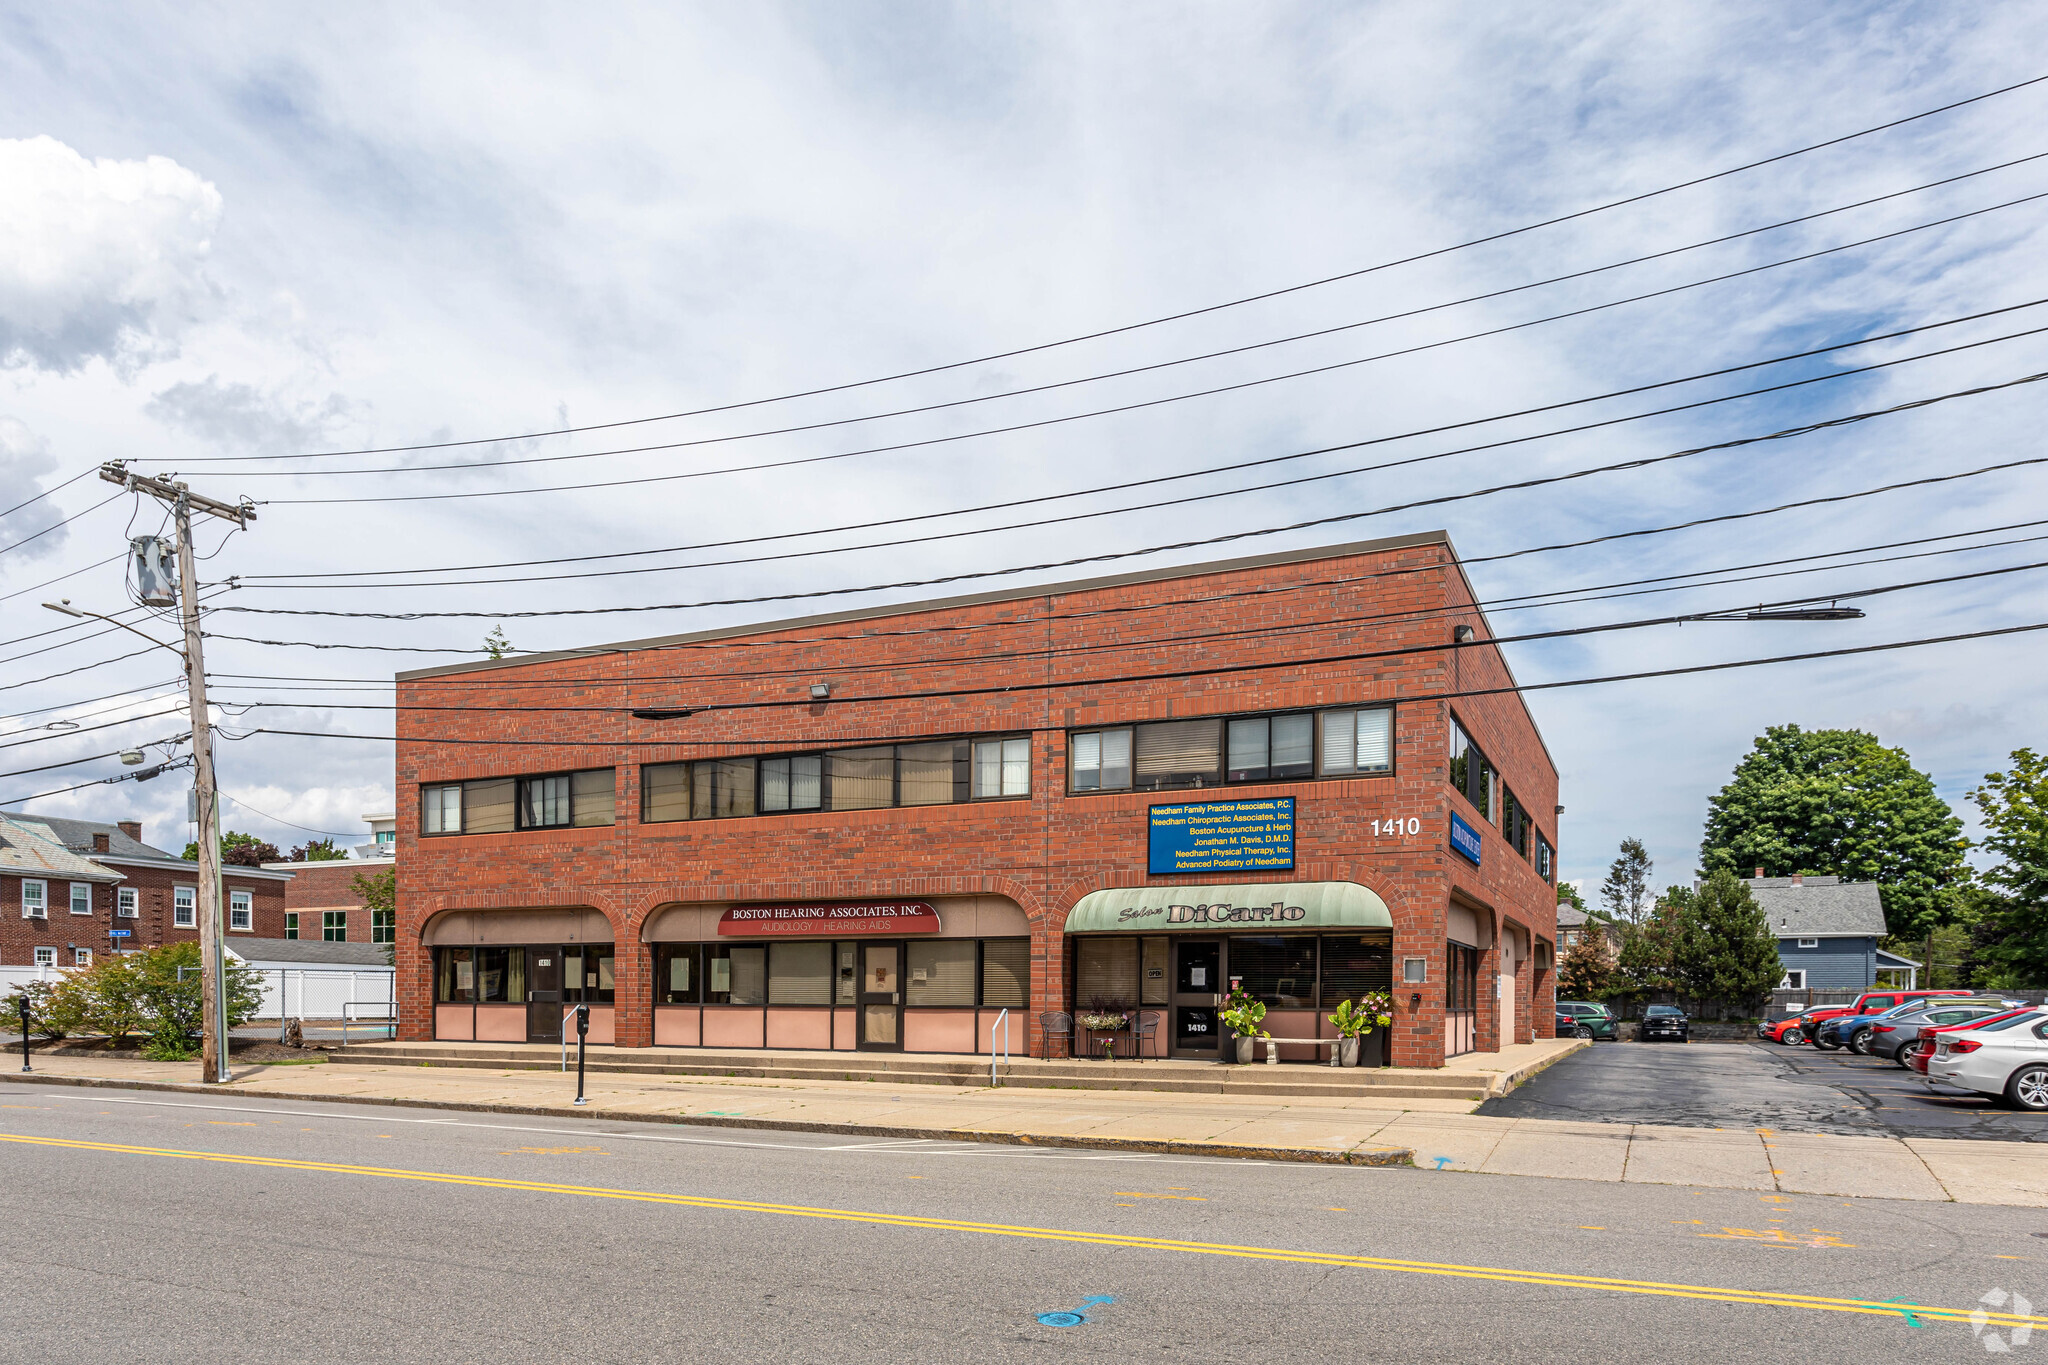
[1063,881,1392,934]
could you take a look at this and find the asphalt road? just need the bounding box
[1481,1040,2048,1141]
[2,1082,2044,1362]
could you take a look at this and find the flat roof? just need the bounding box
[398,531,1461,682]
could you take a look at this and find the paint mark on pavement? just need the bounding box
[1037,1295,1114,1327]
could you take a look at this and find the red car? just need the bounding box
[1764,989,1973,1046]
[1907,1007,2041,1073]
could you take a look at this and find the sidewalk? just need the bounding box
[5,1052,2043,1205]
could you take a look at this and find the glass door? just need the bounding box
[858,942,901,1051]
[1170,939,1222,1057]
[527,948,562,1043]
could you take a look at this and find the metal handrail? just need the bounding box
[340,999,397,1046]
[990,1008,1010,1087]
[561,1007,581,1072]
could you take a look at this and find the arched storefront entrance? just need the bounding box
[425,907,616,1044]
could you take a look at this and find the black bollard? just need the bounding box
[17,994,31,1073]
[573,1003,589,1106]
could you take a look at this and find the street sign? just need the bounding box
[108,929,132,938]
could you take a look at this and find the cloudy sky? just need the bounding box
[2,3,2045,892]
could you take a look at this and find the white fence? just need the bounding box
[0,964,71,993]
[250,968,395,1022]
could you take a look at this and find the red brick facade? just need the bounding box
[2,860,292,965]
[266,858,394,943]
[395,534,1560,1066]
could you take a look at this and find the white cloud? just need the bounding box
[0,135,223,375]
[0,415,67,560]
[146,375,362,455]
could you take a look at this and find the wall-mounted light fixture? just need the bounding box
[809,683,832,700]
[1452,625,1475,643]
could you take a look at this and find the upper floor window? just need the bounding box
[69,882,93,915]
[1071,705,1392,794]
[229,889,253,932]
[1535,834,1555,883]
[117,887,138,918]
[21,879,47,918]
[285,912,299,940]
[1500,786,1532,859]
[373,909,395,944]
[518,770,614,830]
[1448,714,1494,820]
[173,885,196,928]
[324,910,347,942]
[422,771,610,835]
[641,737,1027,825]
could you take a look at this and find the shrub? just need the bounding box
[2,979,67,1041]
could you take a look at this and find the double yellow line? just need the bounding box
[6,1131,2040,1332]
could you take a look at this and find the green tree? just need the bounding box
[132,942,265,1039]
[1673,871,1783,1009]
[1599,837,1654,925]
[1556,929,1615,1001]
[1616,899,1687,996]
[290,838,349,862]
[182,831,282,866]
[1555,882,1586,913]
[352,867,397,965]
[484,624,514,659]
[1700,724,1968,939]
[1967,749,2048,988]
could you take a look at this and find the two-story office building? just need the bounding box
[395,532,1562,1067]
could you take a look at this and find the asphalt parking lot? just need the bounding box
[1480,1039,2048,1142]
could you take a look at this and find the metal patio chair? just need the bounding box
[1132,1010,1163,1061]
[1039,1011,1073,1060]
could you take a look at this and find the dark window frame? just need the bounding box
[1068,703,1396,796]
[638,733,1031,826]
[1447,712,1495,821]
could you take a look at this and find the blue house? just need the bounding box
[1746,875,1918,991]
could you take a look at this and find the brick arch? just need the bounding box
[407,888,633,946]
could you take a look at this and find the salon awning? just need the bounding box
[1063,881,1392,934]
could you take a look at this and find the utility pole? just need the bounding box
[98,462,254,1085]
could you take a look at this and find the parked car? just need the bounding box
[1924,1013,2048,1110]
[1802,989,1975,1050]
[1555,1001,1619,1040]
[1637,1004,1689,1042]
[1908,1007,2043,1074]
[1759,1006,1820,1046]
[1862,1002,2016,1064]
[1815,1000,1937,1054]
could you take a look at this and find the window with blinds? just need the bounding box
[1318,708,1393,776]
[827,747,896,811]
[642,763,691,824]
[761,755,823,812]
[1076,936,1138,1009]
[462,777,516,834]
[1134,718,1223,790]
[1069,728,1133,791]
[572,769,616,826]
[1227,714,1314,782]
[906,940,977,1005]
[973,737,1030,798]
[898,741,964,806]
[768,941,834,1004]
[980,938,1029,1008]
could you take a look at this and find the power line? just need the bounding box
[250,282,2048,509]
[0,467,95,522]
[0,734,189,783]
[0,645,168,695]
[166,71,2048,464]
[213,366,2048,620]
[0,704,189,754]
[226,620,2048,751]
[0,756,194,810]
[0,553,130,607]
[193,175,2048,483]
[0,492,123,559]
[217,792,362,842]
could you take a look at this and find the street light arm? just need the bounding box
[43,601,188,661]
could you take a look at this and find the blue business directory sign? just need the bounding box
[1449,811,1483,865]
[1148,797,1294,876]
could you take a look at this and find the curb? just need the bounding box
[0,1070,1414,1168]
[1482,1039,1591,1099]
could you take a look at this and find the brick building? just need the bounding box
[262,849,397,946]
[395,533,1561,1067]
[0,812,293,965]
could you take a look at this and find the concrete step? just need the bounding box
[327,1043,1490,1100]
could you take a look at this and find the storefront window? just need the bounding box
[980,939,1028,1008]
[769,941,834,1004]
[906,941,977,1005]
[705,945,766,1004]
[1320,932,1393,1002]
[437,947,474,1003]
[477,947,526,1003]
[1229,936,1318,1007]
[1076,936,1138,1009]
[657,944,699,1003]
[1140,937,1170,1005]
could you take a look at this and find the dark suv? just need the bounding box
[1555,1001,1619,1040]
[1638,1005,1690,1043]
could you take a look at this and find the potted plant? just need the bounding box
[1328,991,1393,1067]
[1078,996,1131,1060]
[1218,987,1268,1064]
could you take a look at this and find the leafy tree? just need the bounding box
[2,979,66,1040]
[44,954,151,1044]
[1672,871,1783,1007]
[1700,724,1968,939]
[484,624,514,659]
[182,831,282,866]
[1967,749,2048,988]
[132,942,265,1038]
[1599,837,1654,925]
[1555,882,1586,912]
[290,838,349,862]
[352,867,397,965]
[1556,929,1615,1001]
[1616,899,1686,996]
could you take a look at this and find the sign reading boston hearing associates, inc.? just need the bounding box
[1147,796,1294,876]
[718,901,940,937]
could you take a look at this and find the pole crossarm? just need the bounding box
[99,463,258,527]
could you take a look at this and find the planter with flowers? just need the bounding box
[1218,987,1268,1064]
[1328,991,1394,1067]
[1079,997,1131,1059]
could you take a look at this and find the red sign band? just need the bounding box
[716,901,941,937]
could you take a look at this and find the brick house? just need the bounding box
[394,533,1561,1067]
[261,852,397,946]
[0,812,293,964]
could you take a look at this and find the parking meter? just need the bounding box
[572,1003,590,1106]
[17,994,30,1073]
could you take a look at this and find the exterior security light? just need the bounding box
[119,750,145,766]
[43,599,85,618]
[809,683,832,700]
[1452,625,1476,643]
